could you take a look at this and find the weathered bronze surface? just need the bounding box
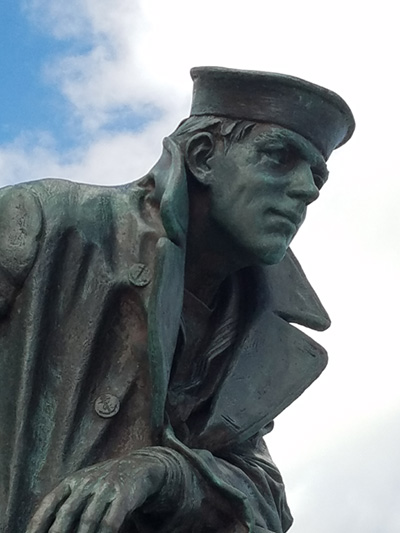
[0,66,355,533]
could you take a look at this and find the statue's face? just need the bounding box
[206,124,328,265]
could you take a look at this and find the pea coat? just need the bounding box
[0,138,330,532]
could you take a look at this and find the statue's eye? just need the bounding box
[261,147,296,169]
[268,148,291,165]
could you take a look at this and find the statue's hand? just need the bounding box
[27,453,169,533]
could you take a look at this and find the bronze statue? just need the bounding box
[0,67,355,532]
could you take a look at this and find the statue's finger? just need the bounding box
[97,498,130,533]
[26,484,71,533]
[47,490,91,533]
[76,488,111,533]
[97,482,150,533]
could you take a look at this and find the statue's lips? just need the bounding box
[268,208,303,228]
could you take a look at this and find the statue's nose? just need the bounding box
[287,162,320,205]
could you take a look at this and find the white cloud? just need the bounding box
[21,0,93,39]
[0,121,174,185]
[272,407,400,532]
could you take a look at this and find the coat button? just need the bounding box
[95,394,120,418]
[129,263,151,287]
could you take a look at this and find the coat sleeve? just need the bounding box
[141,430,293,533]
[183,432,293,533]
[209,433,293,532]
[0,185,42,317]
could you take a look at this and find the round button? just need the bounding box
[129,263,151,287]
[95,394,120,418]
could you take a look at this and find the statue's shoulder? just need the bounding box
[0,182,43,276]
[16,177,143,232]
[0,183,44,315]
[20,177,123,212]
[0,178,145,317]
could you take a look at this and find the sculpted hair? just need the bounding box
[169,115,257,154]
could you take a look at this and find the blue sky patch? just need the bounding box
[0,2,70,142]
[0,2,155,151]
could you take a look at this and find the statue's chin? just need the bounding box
[251,240,291,267]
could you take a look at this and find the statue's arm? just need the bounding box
[26,446,241,533]
[140,431,293,533]
[154,432,292,533]
[26,434,291,533]
[0,185,42,317]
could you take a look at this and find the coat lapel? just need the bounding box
[192,249,330,451]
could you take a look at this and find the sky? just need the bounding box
[1,0,399,531]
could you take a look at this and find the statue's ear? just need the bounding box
[185,132,215,185]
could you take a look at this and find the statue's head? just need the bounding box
[157,67,355,266]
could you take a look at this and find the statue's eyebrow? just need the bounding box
[253,129,329,181]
